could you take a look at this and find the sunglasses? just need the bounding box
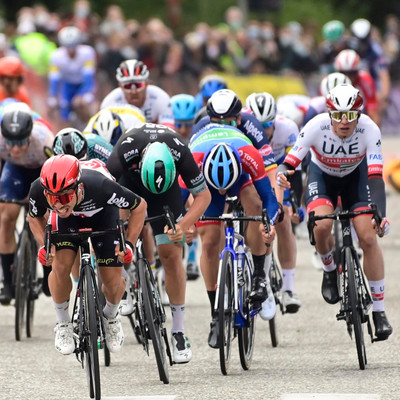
[330,111,359,122]
[44,188,76,206]
[175,121,194,128]
[262,121,274,129]
[214,119,237,127]
[5,138,29,147]
[122,81,146,91]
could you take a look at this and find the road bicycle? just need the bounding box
[0,199,42,341]
[44,219,127,400]
[200,207,271,375]
[307,203,383,370]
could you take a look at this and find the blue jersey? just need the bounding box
[84,133,114,163]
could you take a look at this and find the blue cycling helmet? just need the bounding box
[171,94,197,121]
[203,142,242,190]
[199,75,227,100]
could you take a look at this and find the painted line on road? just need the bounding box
[281,394,381,400]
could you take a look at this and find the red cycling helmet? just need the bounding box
[326,84,363,112]
[0,56,24,78]
[40,154,81,193]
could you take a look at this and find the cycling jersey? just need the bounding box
[352,70,379,114]
[83,133,114,163]
[83,104,145,136]
[100,85,174,129]
[189,125,279,223]
[192,113,276,172]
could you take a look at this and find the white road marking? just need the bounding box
[281,394,381,400]
[103,396,176,400]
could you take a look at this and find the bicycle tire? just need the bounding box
[218,251,234,375]
[238,250,256,370]
[268,253,281,347]
[97,272,110,367]
[14,230,30,341]
[26,238,38,338]
[139,258,169,384]
[345,247,367,370]
[82,266,101,399]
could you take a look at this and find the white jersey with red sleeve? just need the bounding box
[284,113,383,178]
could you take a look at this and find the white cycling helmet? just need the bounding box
[245,92,276,123]
[206,89,242,119]
[92,109,125,145]
[350,18,371,40]
[320,72,351,97]
[334,49,361,72]
[58,26,81,48]
[116,59,149,84]
[277,102,304,128]
[326,84,363,112]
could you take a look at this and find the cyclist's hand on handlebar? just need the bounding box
[259,223,276,244]
[276,170,294,189]
[38,245,53,266]
[164,223,184,243]
[372,217,390,237]
[115,242,134,263]
[291,207,305,225]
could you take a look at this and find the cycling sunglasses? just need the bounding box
[122,81,146,91]
[5,138,29,147]
[44,188,77,206]
[262,121,274,129]
[175,121,194,128]
[330,111,359,122]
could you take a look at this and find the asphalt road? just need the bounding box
[0,139,399,400]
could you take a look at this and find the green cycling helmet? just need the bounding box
[141,142,176,194]
[322,20,345,42]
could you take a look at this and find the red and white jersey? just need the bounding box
[80,158,115,180]
[0,121,54,168]
[308,96,326,115]
[284,113,383,178]
[100,84,174,129]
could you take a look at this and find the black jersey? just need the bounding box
[29,168,142,218]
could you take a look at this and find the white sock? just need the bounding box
[318,251,336,272]
[263,253,272,285]
[369,279,385,312]
[170,303,185,333]
[54,300,70,323]
[103,300,119,319]
[282,268,295,292]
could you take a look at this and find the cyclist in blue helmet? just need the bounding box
[171,94,196,144]
[194,74,227,116]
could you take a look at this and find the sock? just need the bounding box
[282,268,296,292]
[369,279,385,312]
[54,300,70,323]
[103,300,119,319]
[207,290,216,317]
[252,254,266,278]
[263,253,272,284]
[170,303,185,333]
[0,253,14,286]
[318,250,336,272]
[187,238,198,263]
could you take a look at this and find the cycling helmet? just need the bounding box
[245,92,276,123]
[0,56,24,78]
[53,128,88,161]
[116,59,149,84]
[92,109,125,145]
[322,20,345,42]
[199,75,228,100]
[326,84,363,112]
[334,49,361,72]
[171,94,196,121]
[57,26,81,48]
[319,72,351,97]
[141,142,176,194]
[350,18,371,40]
[40,154,81,193]
[1,104,33,140]
[207,89,242,120]
[203,143,242,191]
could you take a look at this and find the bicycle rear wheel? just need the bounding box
[82,266,101,399]
[238,250,256,370]
[14,230,30,341]
[139,258,169,384]
[96,272,110,367]
[26,238,38,338]
[345,247,367,370]
[218,251,234,375]
[268,253,282,347]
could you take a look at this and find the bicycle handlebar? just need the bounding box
[307,203,383,245]
[145,205,176,235]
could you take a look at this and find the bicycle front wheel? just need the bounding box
[268,253,281,347]
[238,249,256,370]
[218,251,234,375]
[345,247,367,370]
[97,272,110,367]
[14,230,30,341]
[26,237,38,338]
[82,266,101,399]
[139,258,169,384]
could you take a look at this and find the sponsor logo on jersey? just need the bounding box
[322,141,360,155]
[107,192,130,207]
[243,120,264,143]
[123,148,139,160]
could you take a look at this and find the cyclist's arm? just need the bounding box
[125,197,147,246]
[27,214,47,248]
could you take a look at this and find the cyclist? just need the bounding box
[276,84,392,341]
[47,26,97,124]
[28,154,147,355]
[171,93,200,281]
[194,74,228,116]
[100,59,174,129]
[83,105,145,146]
[0,103,54,305]
[0,56,31,106]
[245,91,302,315]
[334,49,380,125]
[106,123,211,363]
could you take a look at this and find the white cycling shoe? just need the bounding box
[54,321,75,355]
[171,332,192,364]
[103,315,124,353]
[259,285,276,321]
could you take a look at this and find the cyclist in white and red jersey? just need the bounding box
[100,59,174,129]
[276,84,392,341]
